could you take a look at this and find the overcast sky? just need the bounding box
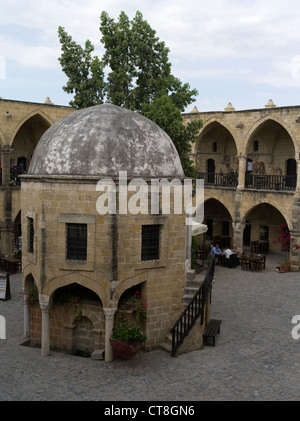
[1,0,300,112]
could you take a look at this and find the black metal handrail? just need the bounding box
[245,173,296,191]
[170,255,215,357]
[199,172,238,187]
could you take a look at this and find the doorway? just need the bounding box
[243,221,251,247]
[286,159,296,188]
[207,159,215,184]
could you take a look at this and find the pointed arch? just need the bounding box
[195,118,238,173]
[9,110,54,146]
[199,117,235,139]
[197,117,237,148]
[241,201,292,231]
[41,272,109,308]
[243,116,296,156]
[203,198,234,246]
[204,196,235,222]
[112,272,148,304]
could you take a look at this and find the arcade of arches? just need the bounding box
[0,99,73,257]
[183,103,300,269]
[2,97,300,363]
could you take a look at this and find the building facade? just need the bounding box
[183,100,300,269]
[21,104,188,361]
[0,98,73,257]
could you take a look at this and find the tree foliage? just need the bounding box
[58,11,202,176]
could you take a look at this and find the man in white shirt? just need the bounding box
[224,248,234,268]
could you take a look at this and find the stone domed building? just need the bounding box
[21,103,192,361]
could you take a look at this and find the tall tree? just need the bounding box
[58,26,106,109]
[58,11,202,176]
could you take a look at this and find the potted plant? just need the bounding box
[110,290,147,359]
[110,326,147,359]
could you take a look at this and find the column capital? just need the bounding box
[39,301,50,313]
[232,221,246,231]
[1,145,12,153]
[103,308,117,320]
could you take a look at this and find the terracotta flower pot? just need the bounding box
[109,337,141,359]
[280,264,290,272]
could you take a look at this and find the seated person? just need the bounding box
[211,244,222,255]
[224,247,233,260]
[231,246,240,267]
[211,244,223,264]
[223,247,232,267]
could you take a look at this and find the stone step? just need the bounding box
[186,269,195,282]
[158,341,172,353]
[91,349,105,360]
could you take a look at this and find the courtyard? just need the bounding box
[0,253,299,401]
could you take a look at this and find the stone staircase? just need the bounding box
[159,268,205,353]
[182,269,205,306]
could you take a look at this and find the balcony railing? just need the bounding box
[199,172,297,191]
[199,172,238,187]
[245,173,296,191]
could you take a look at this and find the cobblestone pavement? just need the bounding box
[0,254,299,401]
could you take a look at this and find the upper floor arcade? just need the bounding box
[183,102,300,192]
[0,98,73,187]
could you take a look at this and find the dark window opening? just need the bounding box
[222,221,230,237]
[28,217,34,253]
[212,142,217,152]
[141,225,160,261]
[259,225,269,242]
[254,140,259,152]
[66,223,87,260]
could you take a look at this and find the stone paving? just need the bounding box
[0,254,299,401]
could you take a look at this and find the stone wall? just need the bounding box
[0,98,73,257]
[183,104,300,268]
[22,176,187,353]
[29,301,104,355]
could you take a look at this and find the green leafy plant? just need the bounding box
[113,290,147,345]
[111,326,147,345]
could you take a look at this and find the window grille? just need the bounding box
[28,217,34,253]
[141,225,160,261]
[66,223,87,260]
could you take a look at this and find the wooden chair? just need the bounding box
[0,257,7,272]
[259,255,266,270]
[240,255,249,271]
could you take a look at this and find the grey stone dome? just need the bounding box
[28,103,184,178]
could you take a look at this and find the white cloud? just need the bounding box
[2,0,300,106]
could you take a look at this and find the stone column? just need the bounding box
[40,301,51,357]
[103,308,117,363]
[1,145,11,187]
[185,218,192,271]
[296,159,300,190]
[1,146,13,257]
[232,221,246,253]
[237,155,247,189]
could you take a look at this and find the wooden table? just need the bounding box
[247,255,266,271]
